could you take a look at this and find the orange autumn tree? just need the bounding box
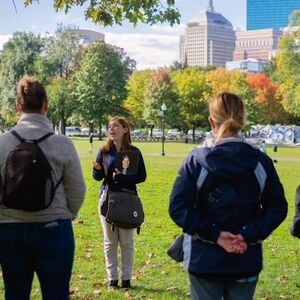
[206,68,259,127]
[247,73,289,124]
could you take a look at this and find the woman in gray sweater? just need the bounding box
[0,75,86,300]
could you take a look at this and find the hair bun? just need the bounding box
[23,82,36,96]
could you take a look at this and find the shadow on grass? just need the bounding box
[129,285,190,299]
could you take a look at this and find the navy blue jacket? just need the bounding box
[169,138,287,278]
[93,144,146,194]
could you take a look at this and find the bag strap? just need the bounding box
[52,175,64,195]
[11,130,54,144]
[102,151,108,177]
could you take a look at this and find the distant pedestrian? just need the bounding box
[89,132,94,153]
[259,140,266,154]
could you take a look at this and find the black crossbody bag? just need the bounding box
[102,152,144,234]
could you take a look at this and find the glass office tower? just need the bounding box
[247,0,300,30]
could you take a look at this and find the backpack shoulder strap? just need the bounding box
[10,130,54,144]
[10,130,25,142]
[195,167,209,203]
[196,167,208,191]
[254,161,267,197]
[36,132,54,143]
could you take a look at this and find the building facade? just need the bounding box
[68,29,105,45]
[226,58,269,73]
[247,0,300,30]
[179,0,235,68]
[68,29,125,56]
[233,29,283,61]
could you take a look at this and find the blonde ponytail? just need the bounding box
[209,92,245,141]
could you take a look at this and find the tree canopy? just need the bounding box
[0,31,44,124]
[24,0,181,26]
[73,41,131,131]
[272,12,300,118]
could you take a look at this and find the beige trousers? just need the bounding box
[99,199,134,281]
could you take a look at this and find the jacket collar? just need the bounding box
[17,113,52,130]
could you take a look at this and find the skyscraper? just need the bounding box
[179,0,235,67]
[233,28,283,61]
[247,0,300,30]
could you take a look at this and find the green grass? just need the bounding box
[2,138,300,299]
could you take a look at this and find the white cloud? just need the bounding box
[0,35,12,50]
[0,29,181,71]
[55,11,86,27]
[105,32,180,70]
[148,24,185,35]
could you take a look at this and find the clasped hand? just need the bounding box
[92,161,101,170]
[217,231,247,254]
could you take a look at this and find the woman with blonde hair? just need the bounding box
[169,92,287,300]
[92,116,146,289]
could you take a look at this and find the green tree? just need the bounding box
[169,60,186,71]
[262,57,278,81]
[35,25,83,133]
[143,69,181,135]
[73,41,131,134]
[0,32,44,124]
[35,25,82,82]
[25,0,180,26]
[46,77,77,132]
[171,67,211,140]
[125,69,154,127]
[206,68,258,128]
[275,11,300,117]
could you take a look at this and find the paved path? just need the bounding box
[142,153,300,162]
[272,157,300,162]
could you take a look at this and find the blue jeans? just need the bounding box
[0,219,74,300]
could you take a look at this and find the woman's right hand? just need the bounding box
[217,231,247,254]
[92,161,101,170]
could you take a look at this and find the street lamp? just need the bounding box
[161,102,167,156]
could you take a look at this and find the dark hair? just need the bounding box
[102,116,132,152]
[209,92,245,141]
[16,75,47,113]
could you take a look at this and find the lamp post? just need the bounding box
[161,102,166,156]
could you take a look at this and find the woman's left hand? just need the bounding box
[113,168,121,180]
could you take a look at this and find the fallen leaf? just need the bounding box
[166,286,178,291]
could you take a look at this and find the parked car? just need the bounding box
[131,130,148,141]
[187,129,204,141]
[167,128,185,140]
[66,126,81,136]
[80,128,106,137]
[150,128,163,139]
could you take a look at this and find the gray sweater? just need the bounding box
[0,113,86,222]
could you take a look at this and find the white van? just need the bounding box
[65,126,81,136]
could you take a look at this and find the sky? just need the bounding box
[0,0,246,69]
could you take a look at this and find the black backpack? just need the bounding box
[195,163,267,232]
[2,130,62,212]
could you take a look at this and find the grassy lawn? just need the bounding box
[2,138,300,299]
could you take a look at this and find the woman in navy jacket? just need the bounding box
[169,92,287,300]
[92,116,146,290]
